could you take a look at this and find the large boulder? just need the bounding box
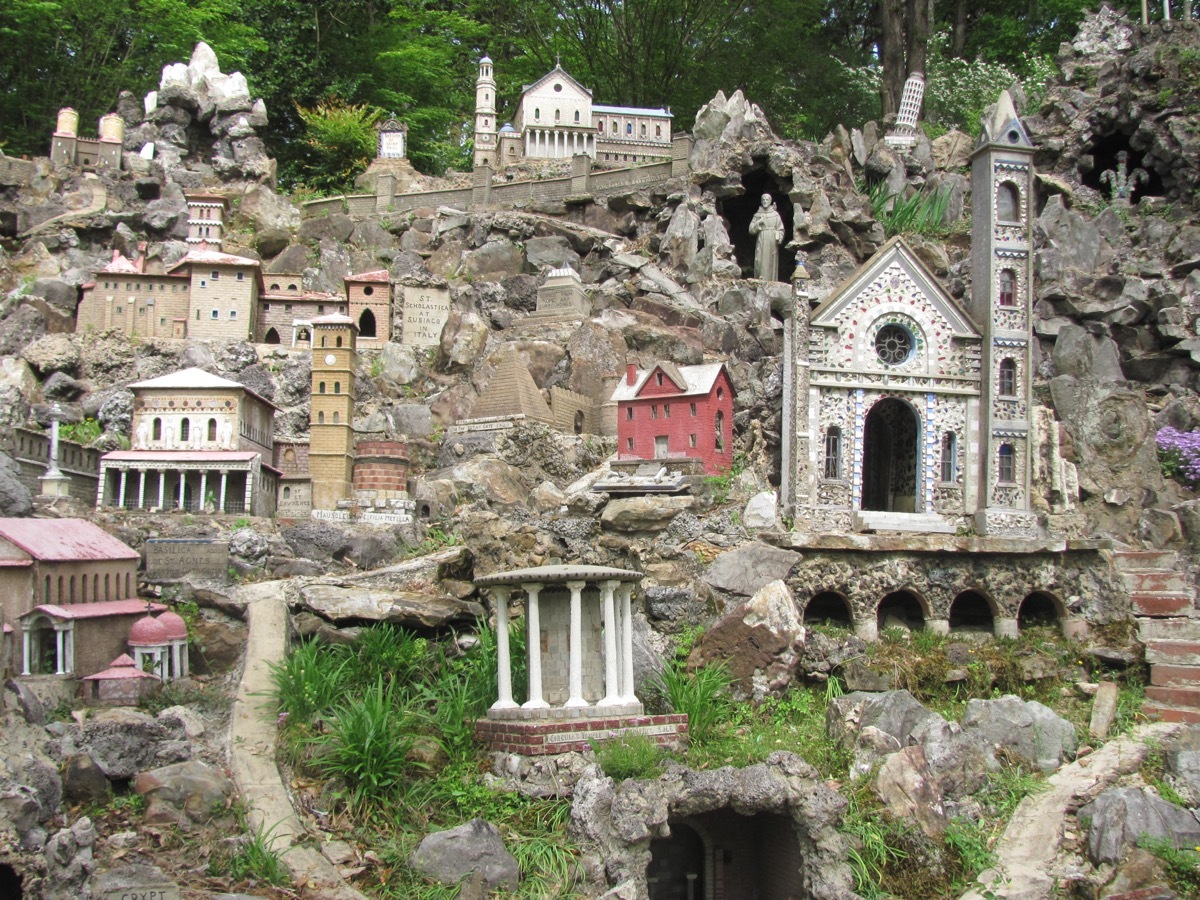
[960,695,1076,773]
[1078,787,1200,865]
[133,759,232,826]
[81,708,190,780]
[874,745,947,839]
[411,819,519,890]
[1164,725,1200,806]
[42,817,96,900]
[703,543,801,596]
[21,333,79,376]
[0,451,32,517]
[600,496,693,532]
[296,584,483,628]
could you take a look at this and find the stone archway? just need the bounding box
[877,589,926,632]
[1019,591,1065,630]
[949,590,996,635]
[862,398,921,512]
[647,822,704,899]
[359,308,377,338]
[804,591,854,628]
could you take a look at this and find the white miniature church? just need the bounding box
[782,92,1039,538]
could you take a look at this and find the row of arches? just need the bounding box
[43,571,132,604]
[802,588,1069,638]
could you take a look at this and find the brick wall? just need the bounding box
[3,428,101,497]
[352,441,409,496]
[76,276,190,338]
[475,714,687,755]
[186,265,258,341]
[616,370,735,475]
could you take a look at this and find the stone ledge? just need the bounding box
[475,714,688,755]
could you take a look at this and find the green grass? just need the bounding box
[594,733,666,781]
[653,657,733,745]
[1137,835,1200,895]
[868,181,953,237]
[208,819,289,887]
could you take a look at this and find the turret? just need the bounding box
[474,56,498,169]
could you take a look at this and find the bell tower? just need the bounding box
[309,313,357,511]
[969,91,1038,538]
[474,56,497,169]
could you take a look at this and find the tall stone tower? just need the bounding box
[969,91,1038,537]
[309,313,357,511]
[474,56,498,169]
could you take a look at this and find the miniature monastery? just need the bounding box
[96,367,282,517]
[474,58,673,170]
[50,107,124,170]
[780,91,1042,538]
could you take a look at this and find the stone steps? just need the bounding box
[853,511,956,534]
[1113,549,1200,726]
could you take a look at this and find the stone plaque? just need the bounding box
[101,886,181,900]
[145,539,229,579]
[401,285,451,347]
[379,131,406,158]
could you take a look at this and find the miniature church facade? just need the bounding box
[783,92,1038,537]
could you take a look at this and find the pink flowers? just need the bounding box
[1156,427,1200,485]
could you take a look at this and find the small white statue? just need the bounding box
[748,194,784,281]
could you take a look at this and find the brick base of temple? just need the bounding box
[475,713,689,755]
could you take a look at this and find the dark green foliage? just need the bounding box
[593,733,666,780]
[295,99,382,193]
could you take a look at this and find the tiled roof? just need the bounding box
[312,313,355,326]
[99,253,143,274]
[128,367,244,391]
[592,104,673,118]
[82,653,161,681]
[167,249,260,271]
[346,269,390,283]
[0,518,139,561]
[101,450,261,462]
[609,362,727,402]
[23,600,166,620]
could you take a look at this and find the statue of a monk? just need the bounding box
[748,194,784,281]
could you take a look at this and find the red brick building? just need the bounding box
[611,361,735,475]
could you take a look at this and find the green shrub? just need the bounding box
[654,658,733,745]
[347,624,429,693]
[268,638,350,722]
[1137,835,1200,894]
[594,733,665,781]
[209,821,289,887]
[59,418,102,445]
[295,98,382,193]
[869,181,953,237]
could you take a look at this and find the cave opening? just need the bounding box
[0,863,23,899]
[718,168,796,282]
[804,591,854,628]
[1081,131,1165,203]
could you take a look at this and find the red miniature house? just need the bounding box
[611,361,735,475]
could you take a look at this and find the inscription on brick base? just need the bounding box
[545,722,676,744]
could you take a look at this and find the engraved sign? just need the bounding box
[401,285,451,347]
[379,131,406,158]
[101,885,181,900]
[546,723,676,744]
[145,540,229,579]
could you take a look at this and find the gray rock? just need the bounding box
[874,745,947,838]
[960,695,1075,773]
[91,865,178,900]
[0,451,33,517]
[742,491,778,529]
[299,213,355,245]
[1052,324,1125,381]
[1078,787,1200,865]
[827,690,945,753]
[600,496,693,532]
[296,584,483,628]
[96,389,135,436]
[133,759,232,826]
[20,759,62,822]
[465,241,525,279]
[82,708,188,780]
[438,309,488,372]
[43,371,87,400]
[1164,725,1200,806]
[255,227,291,258]
[411,818,519,890]
[5,678,45,724]
[524,236,580,272]
[239,184,300,232]
[43,816,95,900]
[62,754,111,806]
[703,543,801,596]
[1037,195,1104,275]
[22,334,79,376]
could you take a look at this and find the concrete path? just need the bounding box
[960,722,1181,900]
[229,580,365,899]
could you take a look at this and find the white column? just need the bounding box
[243,468,253,514]
[137,470,146,508]
[525,130,531,155]
[566,580,587,707]
[21,628,30,675]
[65,625,73,673]
[219,470,228,512]
[55,627,65,674]
[491,587,516,709]
[177,471,186,509]
[199,471,208,510]
[621,584,636,702]
[117,469,128,508]
[599,580,620,706]
[157,470,165,509]
[523,583,548,708]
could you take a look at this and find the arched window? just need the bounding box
[69,576,75,602]
[320,336,326,347]
[640,123,646,136]
[715,411,725,452]
[81,576,87,602]
[319,382,326,394]
[208,418,217,442]
[998,444,1016,483]
[318,412,325,424]
[333,411,340,423]
[574,410,585,434]
[44,575,50,602]
[824,427,842,479]
[656,125,662,137]
[180,418,190,442]
[336,336,343,347]
[152,418,162,441]
[574,110,580,123]
[997,182,1021,222]
[334,382,341,394]
[535,107,540,120]
[264,327,280,344]
[58,576,64,601]
[297,328,310,342]
[104,573,110,600]
[611,120,617,132]
[125,573,131,597]
[93,574,98,601]
[555,109,561,122]
[941,432,957,482]
[283,448,296,464]
[999,358,1017,396]
[359,309,377,338]
[626,122,633,134]
[283,486,291,499]
[999,269,1017,306]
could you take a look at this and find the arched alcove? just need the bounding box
[804,591,854,628]
[1018,591,1065,631]
[359,308,377,338]
[0,863,22,899]
[949,590,996,635]
[647,823,705,900]
[877,590,926,632]
[717,168,796,282]
[264,327,280,344]
[1080,131,1165,202]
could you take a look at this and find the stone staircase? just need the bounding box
[853,511,956,534]
[1115,550,1200,723]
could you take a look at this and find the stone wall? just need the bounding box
[1,428,100,498]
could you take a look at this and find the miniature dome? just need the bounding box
[500,123,516,133]
[128,614,171,647]
[157,611,188,641]
[480,55,493,64]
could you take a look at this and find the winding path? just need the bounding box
[229,580,365,899]
[960,721,1181,900]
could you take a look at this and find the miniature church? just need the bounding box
[781,91,1040,538]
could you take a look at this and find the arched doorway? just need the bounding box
[25,616,59,674]
[1019,591,1064,631]
[949,590,996,635]
[877,590,926,632]
[359,309,377,338]
[264,327,280,344]
[862,397,921,513]
[804,591,854,628]
[647,823,705,900]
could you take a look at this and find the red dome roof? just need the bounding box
[128,614,170,646]
[157,611,188,640]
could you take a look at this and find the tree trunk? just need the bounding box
[951,0,969,58]
[904,0,930,79]
[880,0,906,119]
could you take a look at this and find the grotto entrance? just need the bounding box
[647,811,804,899]
[804,590,854,628]
[862,398,920,513]
[878,589,927,632]
[949,590,996,635]
[718,168,796,282]
[0,863,22,899]
[1081,131,1165,204]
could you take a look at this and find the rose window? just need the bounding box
[875,324,913,365]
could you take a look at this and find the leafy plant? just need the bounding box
[209,820,289,887]
[653,658,733,745]
[268,638,350,723]
[59,418,103,445]
[868,181,953,237]
[1157,427,1200,485]
[593,733,665,781]
[1137,835,1200,894]
[295,98,382,194]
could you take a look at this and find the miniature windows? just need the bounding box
[320,337,326,347]
[999,269,1017,306]
[236,271,244,282]
[996,183,1021,223]
[651,405,658,419]
[211,309,219,319]
[875,324,913,365]
[116,307,123,315]
[555,109,561,122]
[689,434,697,448]
[283,486,291,499]
[626,123,633,134]
[715,411,725,452]
[656,372,664,386]
[333,412,340,423]
[318,305,325,314]
[318,411,325,424]
[690,402,697,416]
[263,303,271,311]
[626,407,633,421]
[998,443,1016,483]
[640,124,646,137]
[208,418,217,442]
[297,328,310,342]
[664,404,670,418]
[717,388,724,400]
[229,310,237,320]
[999,358,1017,396]
[656,126,662,138]
[363,286,374,296]
[211,271,220,281]
[941,433,957,482]
[824,427,842,479]
[598,121,605,133]
[44,575,49,602]
[334,382,341,394]
[180,419,190,442]
[270,283,280,290]
[535,107,540,120]
[152,418,162,440]
[611,120,617,133]
[288,284,298,291]
[574,111,580,123]
[319,382,326,394]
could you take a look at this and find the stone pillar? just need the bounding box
[219,470,228,512]
[118,469,128,509]
[926,618,950,636]
[40,407,71,497]
[157,470,166,509]
[137,470,147,509]
[472,164,493,207]
[243,466,254,514]
[620,584,636,703]
[780,264,812,521]
[199,471,208,510]
[177,472,186,510]
[375,173,395,212]
[525,130,531,156]
[599,580,621,706]
[55,627,65,675]
[570,153,591,195]
[21,627,30,675]
[994,616,1019,639]
[565,580,587,707]
[523,583,548,708]
[856,619,879,642]
[491,587,517,709]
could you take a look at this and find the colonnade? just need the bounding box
[101,466,250,513]
[524,129,596,159]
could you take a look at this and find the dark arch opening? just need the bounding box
[359,308,377,338]
[420,503,432,518]
[862,398,920,513]
[878,590,925,632]
[264,327,280,344]
[949,590,995,634]
[573,410,585,434]
[1019,592,1063,630]
[717,168,796,282]
[0,863,23,898]
[1080,131,1165,203]
[647,823,705,900]
[804,591,853,628]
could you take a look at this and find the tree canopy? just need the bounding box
[0,0,1140,187]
